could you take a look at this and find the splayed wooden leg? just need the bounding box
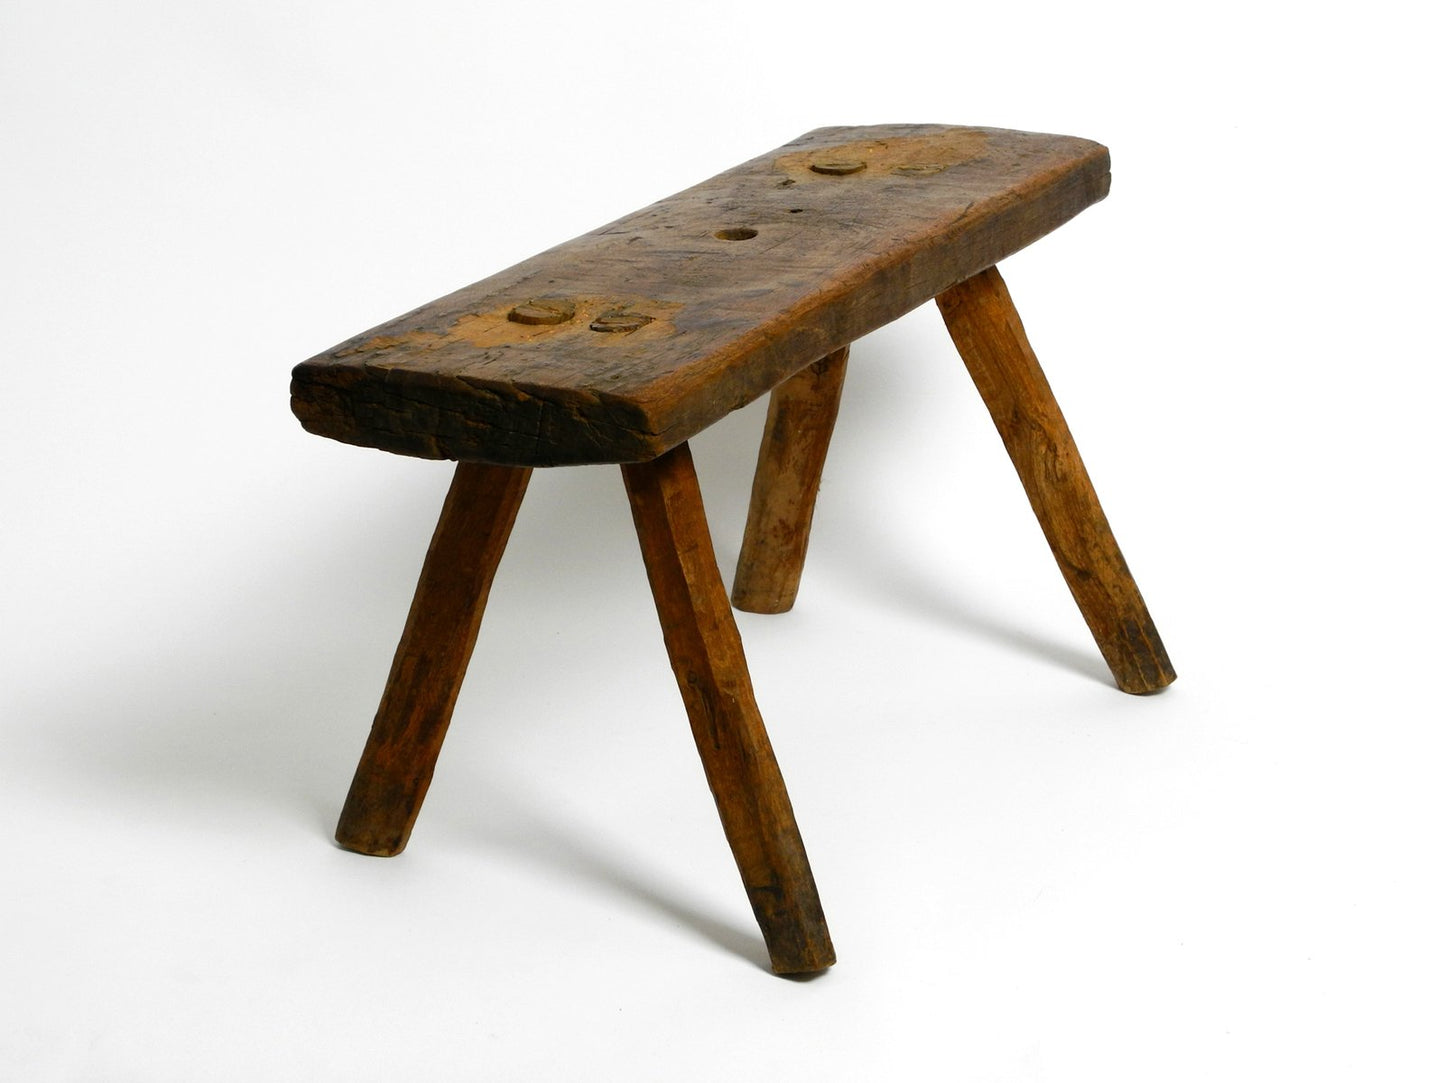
[623,443,835,973]
[732,347,849,614]
[335,462,531,856]
[937,267,1175,693]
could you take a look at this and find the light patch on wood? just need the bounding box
[334,331,445,357]
[336,296,685,360]
[775,129,990,183]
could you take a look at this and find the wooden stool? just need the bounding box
[292,124,1175,975]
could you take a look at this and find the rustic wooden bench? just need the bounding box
[292,124,1175,975]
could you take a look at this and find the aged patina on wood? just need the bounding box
[333,462,530,857]
[731,347,849,614]
[293,124,1173,976]
[624,443,834,972]
[937,270,1175,693]
[292,125,1111,466]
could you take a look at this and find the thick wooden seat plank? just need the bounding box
[291,124,1109,467]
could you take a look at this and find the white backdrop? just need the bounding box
[3,2,1440,1079]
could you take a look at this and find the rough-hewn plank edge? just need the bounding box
[290,366,667,466]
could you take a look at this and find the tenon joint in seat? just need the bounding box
[290,125,1173,976]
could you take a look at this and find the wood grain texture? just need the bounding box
[293,125,1110,467]
[732,347,849,614]
[936,268,1175,694]
[335,462,531,856]
[621,444,834,973]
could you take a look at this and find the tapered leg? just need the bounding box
[335,461,531,856]
[622,444,834,974]
[732,347,849,614]
[937,267,1175,694]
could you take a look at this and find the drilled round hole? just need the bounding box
[715,227,758,241]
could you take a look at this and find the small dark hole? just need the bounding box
[715,227,758,241]
[789,208,805,214]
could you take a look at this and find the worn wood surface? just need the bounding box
[293,125,1109,466]
[937,268,1175,694]
[335,461,531,856]
[732,347,849,614]
[621,443,834,973]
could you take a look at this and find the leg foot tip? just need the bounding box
[770,956,835,977]
[1115,666,1177,695]
[334,822,409,858]
[766,938,836,976]
[732,597,796,615]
